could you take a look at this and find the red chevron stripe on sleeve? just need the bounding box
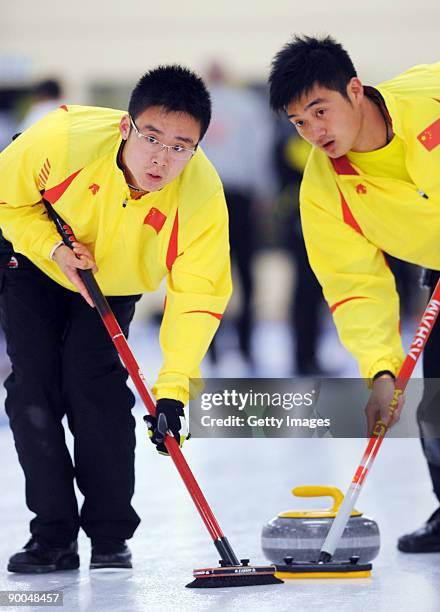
[330,296,368,314]
[184,310,223,320]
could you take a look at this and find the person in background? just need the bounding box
[203,63,275,372]
[273,127,327,375]
[19,78,63,131]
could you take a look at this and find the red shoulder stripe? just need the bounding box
[166,210,179,270]
[338,187,364,235]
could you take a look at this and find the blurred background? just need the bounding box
[1,7,440,607]
[1,0,439,385]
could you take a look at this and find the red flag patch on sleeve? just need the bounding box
[143,207,167,233]
[417,118,440,151]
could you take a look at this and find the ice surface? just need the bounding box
[0,321,438,612]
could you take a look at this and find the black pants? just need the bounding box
[418,270,440,504]
[0,254,141,547]
[290,220,323,373]
[227,190,254,359]
[210,189,254,361]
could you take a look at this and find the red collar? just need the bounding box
[330,156,358,175]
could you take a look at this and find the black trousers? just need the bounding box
[210,189,254,361]
[418,270,440,504]
[227,190,254,359]
[0,254,141,547]
[290,220,323,373]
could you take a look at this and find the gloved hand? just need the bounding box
[144,398,189,455]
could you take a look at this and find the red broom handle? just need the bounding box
[320,279,440,560]
[356,278,440,485]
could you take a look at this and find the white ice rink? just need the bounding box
[0,320,439,612]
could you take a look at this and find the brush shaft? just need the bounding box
[214,537,240,566]
[320,280,440,558]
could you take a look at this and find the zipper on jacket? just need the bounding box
[122,199,128,208]
[417,188,429,199]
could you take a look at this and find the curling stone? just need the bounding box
[262,486,380,564]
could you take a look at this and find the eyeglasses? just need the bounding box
[129,116,197,162]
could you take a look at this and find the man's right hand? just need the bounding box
[52,242,98,307]
[364,373,405,437]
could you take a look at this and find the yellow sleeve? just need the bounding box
[153,189,232,404]
[378,61,440,99]
[300,183,405,381]
[0,110,68,259]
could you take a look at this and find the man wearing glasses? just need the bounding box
[0,65,231,572]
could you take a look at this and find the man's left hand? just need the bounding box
[365,374,405,437]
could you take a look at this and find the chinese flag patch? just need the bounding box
[417,118,440,151]
[144,207,167,233]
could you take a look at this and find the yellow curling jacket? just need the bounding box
[0,105,232,403]
[300,62,440,380]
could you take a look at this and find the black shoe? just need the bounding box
[90,541,132,570]
[397,508,440,553]
[7,538,79,573]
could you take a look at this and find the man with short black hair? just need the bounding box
[269,35,440,553]
[0,65,231,572]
